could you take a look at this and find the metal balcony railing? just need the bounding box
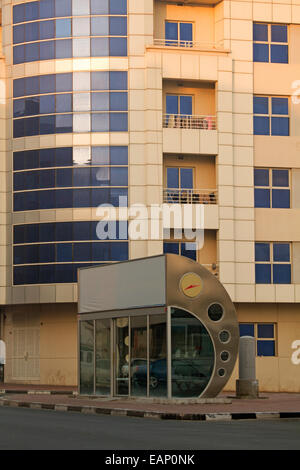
[163,188,218,204]
[153,39,224,50]
[163,114,216,130]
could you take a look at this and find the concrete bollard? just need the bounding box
[236,336,259,398]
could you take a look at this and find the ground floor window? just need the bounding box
[239,323,276,356]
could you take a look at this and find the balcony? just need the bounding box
[153,39,225,52]
[163,188,217,204]
[163,114,216,130]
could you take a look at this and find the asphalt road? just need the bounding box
[0,406,300,450]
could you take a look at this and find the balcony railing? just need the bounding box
[153,39,224,50]
[163,188,218,204]
[163,114,216,130]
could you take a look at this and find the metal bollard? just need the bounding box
[236,336,259,398]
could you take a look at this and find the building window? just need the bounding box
[165,21,193,46]
[253,23,288,63]
[166,95,193,116]
[255,242,291,284]
[254,168,290,208]
[163,241,197,261]
[239,323,276,356]
[253,96,289,136]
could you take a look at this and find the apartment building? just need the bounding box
[0,0,299,393]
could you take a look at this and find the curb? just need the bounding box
[0,390,77,396]
[0,398,300,422]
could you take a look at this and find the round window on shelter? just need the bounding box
[208,303,224,322]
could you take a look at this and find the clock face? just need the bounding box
[180,272,203,298]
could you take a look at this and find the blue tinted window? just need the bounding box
[25,2,39,22]
[25,43,39,63]
[25,97,39,116]
[14,119,25,138]
[109,113,128,132]
[39,95,55,114]
[56,19,71,38]
[55,264,75,283]
[253,43,269,62]
[110,0,127,14]
[40,74,55,94]
[74,222,91,240]
[55,0,72,17]
[258,324,274,338]
[91,188,110,207]
[40,20,55,40]
[109,38,127,56]
[255,264,271,283]
[24,171,38,190]
[271,44,288,64]
[40,0,55,19]
[165,22,178,41]
[14,225,25,245]
[272,169,289,187]
[14,152,25,171]
[26,245,39,264]
[254,116,270,135]
[25,191,39,210]
[56,73,72,92]
[56,243,73,262]
[24,150,39,169]
[14,173,24,191]
[110,188,127,207]
[55,114,73,133]
[73,168,91,187]
[239,324,255,337]
[110,168,128,186]
[180,23,192,42]
[56,222,73,241]
[56,147,73,166]
[39,169,55,188]
[39,265,55,284]
[39,223,55,242]
[272,98,288,115]
[254,168,269,186]
[111,242,128,261]
[272,189,290,208]
[56,168,73,187]
[273,264,291,284]
[109,92,128,111]
[273,243,290,262]
[25,117,39,136]
[73,243,91,261]
[271,117,289,136]
[254,188,270,208]
[271,24,287,43]
[110,72,127,90]
[167,168,179,188]
[91,167,109,186]
[181,243,197,261]
[25,76,39,96]
[40,148,54,168]
[91,38,109,57]
[14,246,24,265]
[257,340,275,356]
[39,190,55,209]
[255,243,270,261]
[40,115,55,135]
[253,23,268,42]
[91,113,109,132]
[14,45,25,65]
[92,92,109,111]
[14,25,25,44]
[91,0,109,14]
[110,17,127,36]
[164,242,179,255]
[56,93,72,113]
[14,99,25,118]
[92,146,109,165]
[56,39,72,59]
[40,40,55,61]
[13,5,25,24]
[254,96,268,114]
[39,244,55,263]
[110,146,128,165]
[180,168,193,189]
[91,17,109,36]
[26,224,39,243]
[13,79,25,98]
[166,95,178,115]
[91,72,109,91]
[73,189,91,207]
[180,96,192,115]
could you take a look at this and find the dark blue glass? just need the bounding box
[73,189,91,207]
[56,168,73,187]
[92,242,107,261]
[25,170,39,190]
[25,117,39,136]
[91,188,109,206]
[74,222,91,241]
[180,168,193,189]
[109,113,128,132]
[110,92,128,111]
[110,72,127,90]
[167,168,179,188]
[91,38,109,57]
[91,17,109,36]
[273,243,290,262]
[39,169,55,188]
[73,243,91,262]
[255,264,271,284]
[40,20,55,40]
[22,266,39,284]
[25,191,39,210]
[25,245,39,264]
[24,150,39,169]
[253,43,269,62]
[165,22,178,42]
[56,222,73,241]
[13,119,25,138]
[13,173,25,191]
[180,95,192,115]
[254,188,270,208]
[111,242,128,261]
[55,0,72,17]
[110,168,128,186]
[25,76,40,96]
[55,39,72,59]
[13,79,25,98]
[181,244,197,261]
[272,189,290,208]
[25,43,39,63]
[55,264,75,283]
[39,223,55,242]
[55,18,71,38]
[14,193,25,211]
[40,148,55,168]
[110,146,128,165]
[110,17,127,36]
[91,113,109,132]
[271,44,288,63]
[166,95,178,115]
[56,189,73,208]
[258,324,274,339]
[56,94,72,113]
[180,23,193,42]
[14,225,25,245]
[39,189,55,209]
[25,224,39,243]
[254,168,269,186]
[253,96,268,115]
[272,169,289,187]
[25,97,39,116]
[39,243,55,263]
[91,0,109,14]
[13,45,25,65]
[110,188,127,206]
[55,114,73,134]
[271,24,287,43]
[14,152,25,171]
[39,264,55,284]
[254,116,270,135]
[239,324,255,337]
[273,263,291,283]
[91,167,109,186]
[25,2,39,21]
[40,0,55,19]
[13,25,25,45]
[39,95,55,114]
[255,243,270,261]
[39,115,55,135]
[40,40,55,61]
[55,147,73,166]
[56,73,72,92]
[109,38,127,56]
[92,72,109,91]
[271,117,289,136]
[257,340,275,356]
[56,243,73,263]
[109,0,127,14]
[91,92,109,111]
[164,242,179,255]
[13,5,25,24]
[73,168,91,187]
[25,22,39,42]
[14,99,26,118]
[253,23,268,42]
[40,74,55,94]
[272,97,288,115]
[13,267,24,285]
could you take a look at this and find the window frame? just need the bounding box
[165,20,194,46]
[255,241,292,284]
[239,322,277,357]
[254,167,291,208]
[253,22,288,64]
[253,95,290,136]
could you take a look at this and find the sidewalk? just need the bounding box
[0,383,300,421]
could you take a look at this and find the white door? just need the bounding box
[12,328,40,380]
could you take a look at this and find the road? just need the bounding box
[0,406,299,450]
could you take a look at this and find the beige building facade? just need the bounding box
[0,0,299,392]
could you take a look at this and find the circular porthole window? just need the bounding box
[218,368,226,377]
[219,330,230,344]
[220,351,230,362]
[208,303,224,322]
